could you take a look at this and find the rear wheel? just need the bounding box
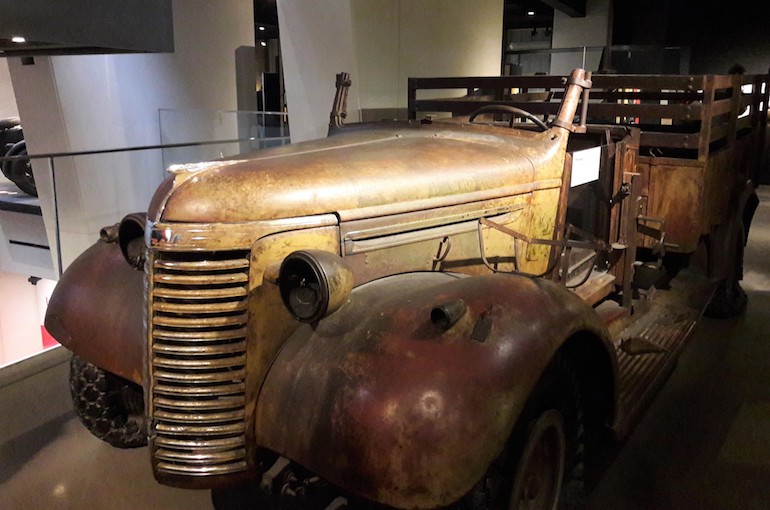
[705,222,747,318]
[69,354,147,448]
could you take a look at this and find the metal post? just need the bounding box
[50,156,63,278]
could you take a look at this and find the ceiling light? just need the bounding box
[260,41,267,47]
[11,36,25,43]
[527,10,535,16]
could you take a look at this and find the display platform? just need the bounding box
[0,181,41,216]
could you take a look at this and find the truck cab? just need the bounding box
[45,68,768,509]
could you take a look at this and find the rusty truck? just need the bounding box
[45,68,768,509]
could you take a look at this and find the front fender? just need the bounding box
[44,240,145,384]
[255,272,612,509]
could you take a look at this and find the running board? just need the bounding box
[611,272,717,438]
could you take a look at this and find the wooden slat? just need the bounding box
[412,99,562,117]
[409,75,568,91]
[710,97,734,117]
[572,272,616,306]
[592,74,707,91]
[708,123,731,144]
[638,131,699,150]
[586,102,702,121]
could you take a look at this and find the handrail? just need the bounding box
[0,135,290,164]
[0,134,291,277]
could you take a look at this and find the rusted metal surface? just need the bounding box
[255,272,614,509]
[143,220,343,489]
[643,161,703,253]
[328,72,351,135]
[44,240,145,384]
[48,66,769,507]
[157,122,560,224]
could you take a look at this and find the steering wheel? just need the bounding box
[468,104,548,132]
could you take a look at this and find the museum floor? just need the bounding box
[3,191,770,510]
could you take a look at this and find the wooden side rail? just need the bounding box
[408,72,769,161]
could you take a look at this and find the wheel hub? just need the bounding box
[510,409,567,510]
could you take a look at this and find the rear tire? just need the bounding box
[705,222,747,319]
[70,354,147,448]
[705,280,748,318]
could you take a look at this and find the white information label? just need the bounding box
[570,146,601,187]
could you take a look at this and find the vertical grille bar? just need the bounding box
[149,250,250,477]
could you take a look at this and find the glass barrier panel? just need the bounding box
[0,110,290,367]
[159,109,289,169]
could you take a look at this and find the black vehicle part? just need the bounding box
[705,280,748,319]
[0,116,21,132]
[467,354,586,510]
[70,354,147,448]
[2,140,37,196]
[211,480,268,510]
[705,223,748,319]
[469,105,549,131]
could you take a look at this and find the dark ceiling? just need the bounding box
[503,1,586,30]
[0,0,174,57]
[0,0,588,58]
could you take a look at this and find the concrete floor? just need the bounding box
[2,191,770,509]
[587,188,770,510]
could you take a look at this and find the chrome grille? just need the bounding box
[149,250,250,478]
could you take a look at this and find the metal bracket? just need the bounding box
[477,217,609,284]
[260,456,291,495]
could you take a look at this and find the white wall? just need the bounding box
[0,272,56,367]
[279,0,503,140]
[0,59,18,119]
[0,210,56,281]
[352,0,503,110]
[550,0,610,75]
[7,0,255,272]
[277,0,361,142]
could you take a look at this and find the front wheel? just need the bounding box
[507,356,585,510]
[510,409,568,509]
[70,354,147,448]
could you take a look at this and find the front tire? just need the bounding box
[507,356,585,510]
[69,354,147,448]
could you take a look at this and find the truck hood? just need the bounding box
[149,122,564,223]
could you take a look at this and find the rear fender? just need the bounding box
[44,240,145,384]
[255,271,614,509]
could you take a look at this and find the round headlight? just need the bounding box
[278,250,353,323]
[117,212,147,270]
